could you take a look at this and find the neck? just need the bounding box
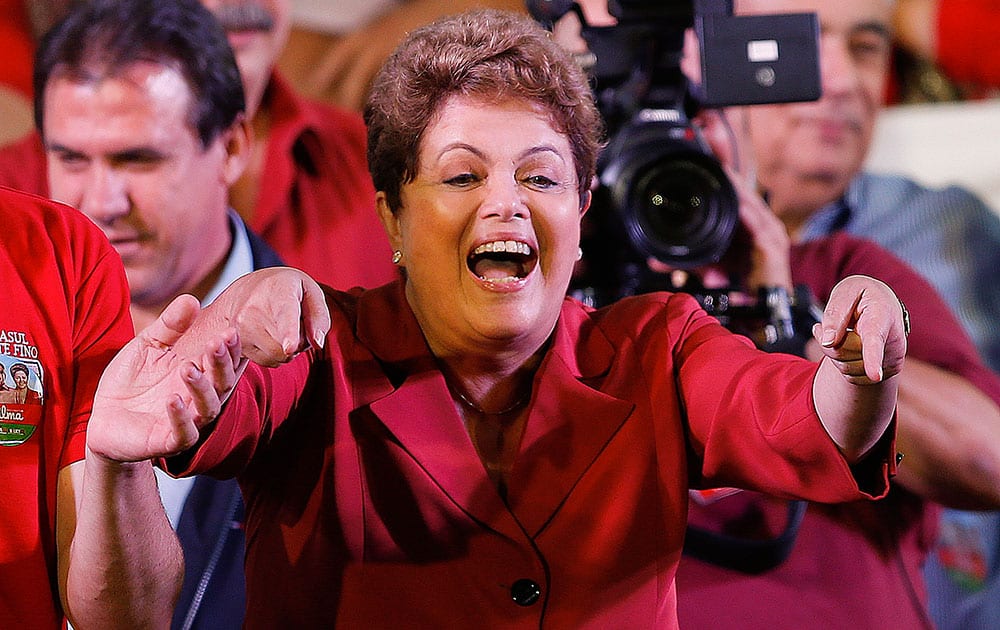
[129,244,230,333]
[242,68,271,123]
[439,353,540,418]
[451,381,530,416]
[445,362,535,501]
[780,214,807,244]
[761,176,847,245]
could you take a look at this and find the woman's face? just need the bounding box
[378,95,587,360]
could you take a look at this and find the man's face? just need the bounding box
[737,0,893,221]
[44,62,238,311]
[199,0,291,113]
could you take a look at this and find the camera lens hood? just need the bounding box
[599,119,739,268]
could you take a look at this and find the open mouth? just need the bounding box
[467,240,538,283]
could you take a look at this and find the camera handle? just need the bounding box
[757,284,823,357]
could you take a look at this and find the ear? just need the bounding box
[579,189,592,218]
[220,113,252,186]
[375,191,403,252]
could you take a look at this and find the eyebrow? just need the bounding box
[436,143,568,163]
[106,147,168,162]
[47,142,167,163]
[850,21,892,42]
[46,142,82,156]
[522,145,568,162]
[435,142,482,161]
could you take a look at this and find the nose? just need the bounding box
[819,34,862,99]
[77,164,130,226]
[479,176,530,222]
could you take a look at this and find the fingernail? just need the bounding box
[314,329,326,349]
[821,328,836,346]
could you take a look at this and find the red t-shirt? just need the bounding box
[0,186,133,628]
[676,232,1000,629]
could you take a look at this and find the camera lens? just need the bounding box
[602,130,739,269]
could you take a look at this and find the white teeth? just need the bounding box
[472,240,532,256]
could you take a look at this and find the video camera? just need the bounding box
[528,0,821,311]
[529,1,824,565]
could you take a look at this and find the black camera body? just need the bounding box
[529,0,820,306]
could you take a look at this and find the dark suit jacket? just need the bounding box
[172,224,282,630]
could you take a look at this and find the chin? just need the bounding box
[477,307,545,342]
[123,269,165,304]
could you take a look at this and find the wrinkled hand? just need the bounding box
[174,267,332,368]
[87,295,243,463]
[813,275,908,384]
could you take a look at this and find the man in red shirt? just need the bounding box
[0,0,398,292]
[33,1,289,627]
[0,183,236,628]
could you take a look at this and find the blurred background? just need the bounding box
[1,0,997,211]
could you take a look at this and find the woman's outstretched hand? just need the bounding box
[814,275,909,384]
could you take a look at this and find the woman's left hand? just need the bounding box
[813,275,909,384]
[87,295,244,462]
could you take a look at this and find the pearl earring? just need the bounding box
[391,250,402,264]
[576,247,583,261]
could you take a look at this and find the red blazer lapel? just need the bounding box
[359,286,634,542]
[370,373,526,542]
[506,367,634,538]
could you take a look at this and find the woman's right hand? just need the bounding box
[179,267,332,368]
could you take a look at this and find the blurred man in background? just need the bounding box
[33,1,286,627]
[736,1,1000,627]
[0,0,397,292]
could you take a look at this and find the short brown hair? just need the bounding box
[365,9,604,212]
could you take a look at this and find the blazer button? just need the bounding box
[510,578,541,606]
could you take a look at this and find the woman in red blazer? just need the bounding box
[95,9,910,629]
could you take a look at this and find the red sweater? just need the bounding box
[677,232,1000,629]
